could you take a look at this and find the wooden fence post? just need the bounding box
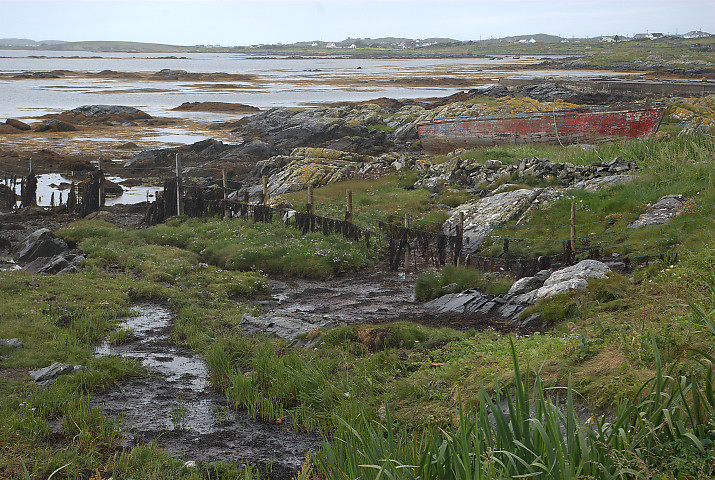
[457,211,464,266]
[222,169,228,219]
[346,189,353,223]
[175,153,183,216]
[570,201,576,260]
[98,157,105,208]
[404,214,410,271]
[262,175,268,205]
[307,185,314,215]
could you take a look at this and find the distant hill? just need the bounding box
[0,38,67,47]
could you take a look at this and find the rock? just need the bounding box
[173,102,260,113]
[34,119,77,132]
[54,105,152,126]
[423,290,489,314]
[627,194,690,229]
[24,252,84,274]
[240,312,341,346]
[484,159,503,170]
[0,124,22,134]
[0,338,23,348]
[571,174,637,192]
[254,149,368,196]
[29,362,75,386]
[506,269,552,296]
[6,118,31,130]
[442,283,461,294]
[535,260,610,300]
[443,189,542,253]
[12,228,68,265]
[230,105,401,155]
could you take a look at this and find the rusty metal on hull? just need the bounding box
[417,104,666,154]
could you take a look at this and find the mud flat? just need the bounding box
[93,303,318,479]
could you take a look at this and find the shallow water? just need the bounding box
[0,51,623,119]
[5,173,159,207]
[93,303,318,478]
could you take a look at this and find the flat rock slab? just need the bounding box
[627,194,690,229]
[30,362,75,386]
[240,313,342,346]
[571,174,637,192]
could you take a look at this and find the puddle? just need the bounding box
[7,173,158,207]
[93,303,318,479]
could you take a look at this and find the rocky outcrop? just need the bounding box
[627,194,691,229]
[230,104,417,155]
[571,174,638,192]
[173,102,260,113]
[49,105,152,126]
[34,119,77,132]
[241,147,371,199]
[424,260,612,327]
[442,188,543,252]
[6,118,31,130]
[240,312,341,347]
[11,228,83,274]
[12,228,68,264]
[478,83,622,105]
[125,138,282,174]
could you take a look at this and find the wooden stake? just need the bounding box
[175,153,183,216]
[98,157,105,208]
[570,201,576,260]
[222,169,228,200]
[307,185,314,215]
[262,175,268,205]
[346,190,353,223]
[404,214,410,271]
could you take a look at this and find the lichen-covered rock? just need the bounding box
[571,174,638,192]
[535,259,610,299]
[627,194,691,229]
[266,157,359,196]
[290,147,373,164]
[443,188,542,252]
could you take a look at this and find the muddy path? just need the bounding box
[93,303,319,480]
[257,268,523,334]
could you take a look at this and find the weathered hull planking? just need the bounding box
[417,105,666,154]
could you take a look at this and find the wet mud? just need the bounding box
[92,303,319,479]
[263,268,524,333]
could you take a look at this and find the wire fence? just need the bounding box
[3,159,713,277]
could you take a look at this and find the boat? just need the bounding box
[417,103,666,154]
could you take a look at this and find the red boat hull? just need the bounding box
[417,105,666,154]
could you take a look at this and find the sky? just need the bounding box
[0,0,713,46]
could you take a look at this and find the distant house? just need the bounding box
[348,44,357,49]
[683,30,711,39]
[600,36,616,42]
[528,37,536,43]
[326,42,337,48]
[633,33,663,40]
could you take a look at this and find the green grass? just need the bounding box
[415,264,513,300]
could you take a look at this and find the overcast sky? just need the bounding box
[1,0,713,45]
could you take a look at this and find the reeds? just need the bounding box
[317,335,715,479]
